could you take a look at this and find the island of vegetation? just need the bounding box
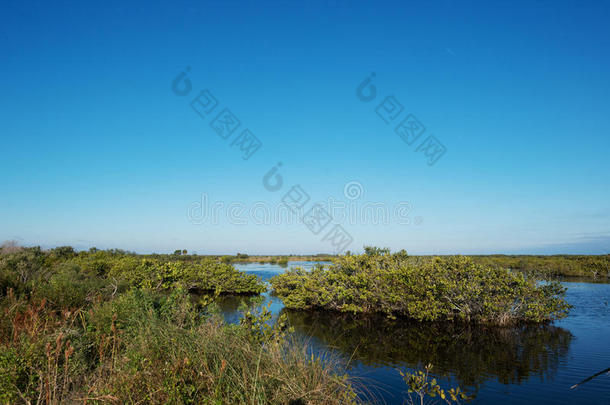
[270,247,572,325]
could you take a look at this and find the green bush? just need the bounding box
[0,247,265,304]
[107,257,265,294]
[0,247,47,297]
[34,263,108,309]
[220,255,234,264]
[270,251,571,324]
[0,347,32,404]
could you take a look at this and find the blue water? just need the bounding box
[226,261,610,404]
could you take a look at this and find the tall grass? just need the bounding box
[0,245,357,404]
[0,287,358,404]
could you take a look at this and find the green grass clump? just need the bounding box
[270,249,571,325]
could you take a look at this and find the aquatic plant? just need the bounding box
[401,364,469,405]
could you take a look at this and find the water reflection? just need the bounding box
[284,310,573,391]
[214,294,279,324]
[220,262,610,403]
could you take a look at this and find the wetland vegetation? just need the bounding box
[469,254,610,279]
[0,245,354,404]
[1,242,608,404]
[270,249,572,324]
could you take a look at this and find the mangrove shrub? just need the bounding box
[270,251,571,324]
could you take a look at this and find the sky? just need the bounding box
[1,0,609,255]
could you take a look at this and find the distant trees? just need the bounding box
[471,255,610,278]
[364,246,391,256]
[0,240,22,254]
[50,246,76,259]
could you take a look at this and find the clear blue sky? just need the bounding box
[1,0,609,255]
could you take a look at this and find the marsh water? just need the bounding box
[219,261,610,404]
